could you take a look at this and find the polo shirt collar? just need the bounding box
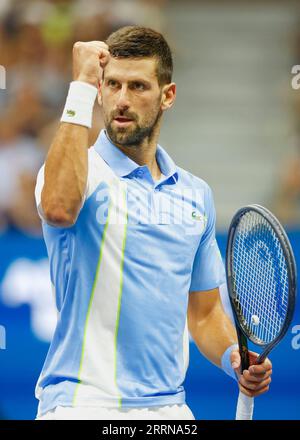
[94,129,178,183]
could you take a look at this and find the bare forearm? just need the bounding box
[41,122,89,226]
[188,289,238,367]
[192,306,237,367]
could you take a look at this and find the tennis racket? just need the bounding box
[225,204,297,420]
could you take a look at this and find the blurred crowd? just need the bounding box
[272,24,300,227]
[0,0,168,235]
[1,0,300,235]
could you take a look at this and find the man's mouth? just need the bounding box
[115,116,132,121]
[113,116,134,127]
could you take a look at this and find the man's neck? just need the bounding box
[111,125,162,181]
[119,143,161,180]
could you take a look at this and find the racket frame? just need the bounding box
[226,204,297,366]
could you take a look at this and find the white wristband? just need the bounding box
[221,343,239,381]
[60,81,98,128]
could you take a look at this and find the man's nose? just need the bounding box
[116,85,130,110]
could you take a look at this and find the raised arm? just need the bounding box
[41,41,110,227]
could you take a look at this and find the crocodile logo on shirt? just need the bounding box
[66,109,76,117]
[192,211,206,223]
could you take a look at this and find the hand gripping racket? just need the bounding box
[225,204,297,420]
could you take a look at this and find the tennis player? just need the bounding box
[34,26,272,420]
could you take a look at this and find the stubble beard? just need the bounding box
[105,107,163,147]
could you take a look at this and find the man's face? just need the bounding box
[99,57,164,146]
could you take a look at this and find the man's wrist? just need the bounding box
[75,74,99,88]
[60,81,98,128]
[221,343,239,381]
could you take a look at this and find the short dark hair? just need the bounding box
[106,26,173,86]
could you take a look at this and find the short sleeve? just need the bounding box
[35,164,46,221]
[189,185,225,292]
[34,163,89,225]
[34,146,113,226]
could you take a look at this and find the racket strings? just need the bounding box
[232,211,289,344]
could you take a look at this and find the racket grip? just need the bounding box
[235,391,254,420]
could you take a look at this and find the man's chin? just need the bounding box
[108,126,137,145]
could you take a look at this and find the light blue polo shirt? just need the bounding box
[34,129,225,416]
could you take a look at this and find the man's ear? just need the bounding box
[97,80,103,106]
[161,82,176,111]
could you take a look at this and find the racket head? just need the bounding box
[226,204,297,353]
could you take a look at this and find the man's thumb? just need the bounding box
[230,350,241,371]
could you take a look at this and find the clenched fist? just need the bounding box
[72,41,110,88]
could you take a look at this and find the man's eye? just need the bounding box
[132,83,145,90]
[108,80,118,88]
